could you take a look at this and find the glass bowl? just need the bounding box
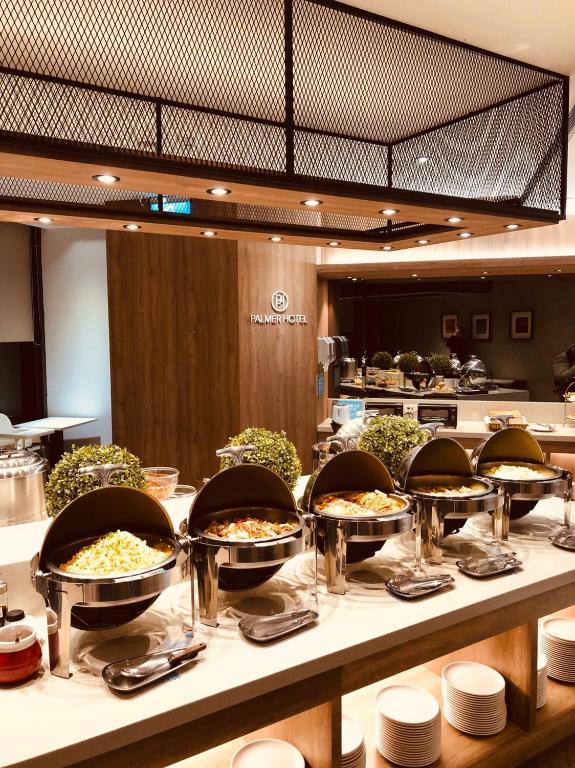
[143,467,180,501]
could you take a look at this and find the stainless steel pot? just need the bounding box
[0,447,48,526]
[341,357,358,379]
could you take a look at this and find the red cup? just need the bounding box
[0,625,43,684]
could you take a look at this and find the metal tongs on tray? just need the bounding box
[102,642,206,692]
[456,551,522,577]
[385,573,454,599]
[238,609,319,643]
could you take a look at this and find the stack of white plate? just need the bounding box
[231,739,304,768]
[537,652,548,708]
[375,684,441,767]
[541,618,575,682]
[341,714,366,768]
[442,661,507,736]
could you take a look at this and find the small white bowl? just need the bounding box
[231,739,305,768]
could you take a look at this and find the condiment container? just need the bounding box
[5,609,30,627]
[0,625,42,684]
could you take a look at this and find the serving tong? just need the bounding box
[385,573,453,599]
[102,642,206,691]
[456,551,522,577]
[238,609,319,642]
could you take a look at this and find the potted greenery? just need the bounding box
[371,351,394,371]
[45,443,147,517]
[397,351,420,389]
[358,415,429,476]
[220,427,302,490]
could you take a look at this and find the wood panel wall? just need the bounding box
[107,234,318,484]
[237,242,318,472]
[107,232,240,486]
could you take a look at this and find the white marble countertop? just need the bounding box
[16,417,97,431]
[1,493,575,767]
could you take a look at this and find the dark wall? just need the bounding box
[334,275,575,401]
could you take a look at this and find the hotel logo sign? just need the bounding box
[250,291,308,326]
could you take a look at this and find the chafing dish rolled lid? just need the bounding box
[471,427,545,466]
[395,437,473,490]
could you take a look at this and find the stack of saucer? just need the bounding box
[442,661,507,736]
[341,715,366,768]
[537,652,548,708]
[375,684,441,767]
[541,618,575,682]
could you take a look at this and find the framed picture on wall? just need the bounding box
[441,314,458,339]
[472,313,491,341]
[510,310,533,340]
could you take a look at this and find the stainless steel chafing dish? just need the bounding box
[471,427,572,538]
[396,438,503,564]
[31,465,190,678]
[301,450,419,595]
[182,450,313,627]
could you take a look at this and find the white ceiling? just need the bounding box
[340,0,575,76]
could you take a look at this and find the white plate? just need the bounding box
[231,739,305,768]
[342,715,364,757]
[542,618,575,643]
[375,684,440,724]
[442,661,505,697]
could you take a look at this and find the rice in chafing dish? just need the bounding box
[204,517,298,540]
[484,464,547,481]
[60,530,171,575]
[316,491,405,517]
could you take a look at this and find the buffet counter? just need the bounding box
[2,493,575,768]
[338,384,530,401]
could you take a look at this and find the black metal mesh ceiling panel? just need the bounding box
[0,0,568,219]
[0,176,154,205]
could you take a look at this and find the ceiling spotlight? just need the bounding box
[547,274,553,278]
[301,198,323,207]
[207,187,231,197]
[482,271,489,275]
[458,232,473,238]
[351,277,358,281]
[411,273,418,278]
[556,269,563,273]
[381,245,393,251]
[123,223,141,231]
[380,208,398,216]
[327,241,340,246]
[416,156,430,165]
[92,174,120,184]
[446,216,463,224]
[34,216,53,224]
[480,276,486,280]
[269,236,283,242]
[416,239,429,245]
[201,230,216,237]
[347,276,353,280]
[505,223,520,230]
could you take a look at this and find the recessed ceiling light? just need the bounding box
[123,223,141,231]
[482,271,489,275]
[556,269,563,273]
[91,174,120,184]
[381,245,393,251]
[416,239,429,245]
[269,236,283,242]
[505,223,520,230]
[301,198,323,207]
[458,232,473,238]
[416,156,429,165]
[446,216,463,224]
[347,276,353,279]
[547,273,553,278]
[411,273,418,278]
[207,187,231,197]
[34,216,53,224]
[480,276,486,280]
[380,208,398,216]
[327,241,340,246]
[351,277,358,281]
[201,230,216,237]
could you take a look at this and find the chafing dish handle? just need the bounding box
[77,463,129,487]
[215,445,256,466]
[419,422,444,438]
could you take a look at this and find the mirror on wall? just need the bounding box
[333,273,575,402]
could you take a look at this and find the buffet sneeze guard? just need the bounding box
[183,448,315,628]
[31,465,191,678]
[471,427,572,540]
[396,438,504,565]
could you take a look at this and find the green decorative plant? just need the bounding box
[220,427,302,490]
[358,415,429,476]
[397,352,420,374]
[45,444,147,517]
[371,351,394,370]
[429,353,453,377]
